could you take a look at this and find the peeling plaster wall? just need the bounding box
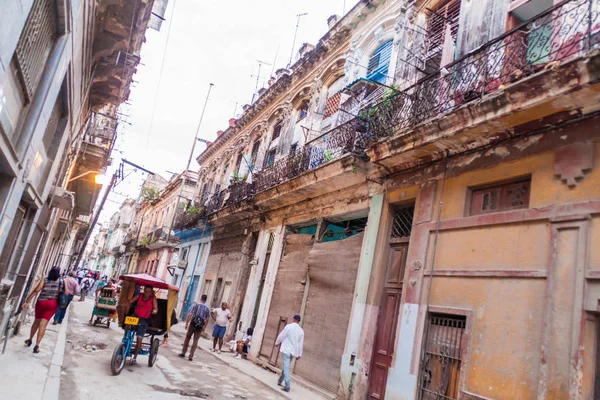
[385,136,600,399]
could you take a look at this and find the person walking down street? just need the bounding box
[211,302,232,353]
[79,276,93,301]
[53,272,80,325]
[76,269,84,284]
[22,267,70,353]
[275,314,304,393]
[179,295,210,361]
[123,285,157,366]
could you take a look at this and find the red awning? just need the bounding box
[118,273,179,291]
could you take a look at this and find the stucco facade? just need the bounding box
[178,0,600,398]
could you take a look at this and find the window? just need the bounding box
[298,101,309,121]
[265,148,277,168]
[418,313,466,399]
[181,247,189,261]
[202,279,212,297]
[0,60,26,138]
[251,140,261,163]
[235,153,243,174]
[469,178,531,216]
[391,205,414,239]
[424,0,461,72]
[289,143,298,155]
[367,40,393,83]
[221,281,233,305]
[272,123,282,140]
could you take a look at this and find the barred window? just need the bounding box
[418,313,466,400]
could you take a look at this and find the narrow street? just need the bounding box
[61,298,285,400]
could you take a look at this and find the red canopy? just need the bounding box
[118,273,179,291]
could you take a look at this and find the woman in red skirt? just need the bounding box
[22,267,69,353]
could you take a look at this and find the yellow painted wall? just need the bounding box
[429,277,545,399]
[418,141,600,398]
[440,142,600,220]
[425,222,550,271]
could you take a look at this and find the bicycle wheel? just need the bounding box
[148,338,159,367]
[110,343,126,375]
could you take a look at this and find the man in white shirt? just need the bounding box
[211,302,232,353]
[275,314,304,392]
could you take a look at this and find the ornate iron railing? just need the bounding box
[173,203,206,230]
[253,118,367,193]
[367,0,600,141]
[201,118,367,216]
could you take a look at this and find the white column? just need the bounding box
[248,224,285,359]
[236,229,270,338]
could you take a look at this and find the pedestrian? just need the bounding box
[233,327,253,359]
[79,276,92,301]
[275,314,304,393]
[211,302,232,353]
[179,295,210,361]
[53,272,80,325]
[122,285,158,366]
[76,269,84,284]
[22,267,70,353]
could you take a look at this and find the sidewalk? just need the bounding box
[0,308,69,400]
[169,323,332,400]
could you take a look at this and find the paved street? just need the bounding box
[60,299,286,400]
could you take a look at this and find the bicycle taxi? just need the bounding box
[110,273,178,375]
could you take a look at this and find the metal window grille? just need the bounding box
[418,314,466,400]
[391,206,414,239]
[14,0,58,100]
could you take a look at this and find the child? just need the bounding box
[233,327,253,359]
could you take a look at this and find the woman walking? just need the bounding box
[22,267,69,353]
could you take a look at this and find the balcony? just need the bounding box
[365,0,600,170]
[138,226,179,250]
[70,112,117,216]
[202,119,369,224]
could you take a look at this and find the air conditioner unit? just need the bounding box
[177,259,188,269]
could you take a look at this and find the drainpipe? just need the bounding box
[16,36,69,157]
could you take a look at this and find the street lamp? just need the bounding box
[67,170,108,184]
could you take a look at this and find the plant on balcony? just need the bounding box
[141,187,160,203]
[323,149,333,163]
[140,236,150,247]
[230,171,248,184]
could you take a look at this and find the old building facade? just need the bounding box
[0,0,157,338]
[175,0,600,399]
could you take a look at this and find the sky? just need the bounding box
[95,0,360,226]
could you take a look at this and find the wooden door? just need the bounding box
[368,243,408,400]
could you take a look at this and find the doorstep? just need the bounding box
[169,324,332,400]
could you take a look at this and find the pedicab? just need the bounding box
[110,273,179,375]
[89,284,117,328]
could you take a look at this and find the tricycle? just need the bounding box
[89,285,117,328]
[110,273,179,375]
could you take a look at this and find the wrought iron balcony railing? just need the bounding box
[173,203,206,230]
[366,0,600,141]
[253,118,367,193]
[199,118,368,216]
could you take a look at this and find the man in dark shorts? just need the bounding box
[125,285,158,365]
[179,294,210,361]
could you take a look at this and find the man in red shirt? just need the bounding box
[124,285,158,365]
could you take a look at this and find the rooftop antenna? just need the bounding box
[288,13,308,67]
[251,60,272,103]
[270,44,280,77]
